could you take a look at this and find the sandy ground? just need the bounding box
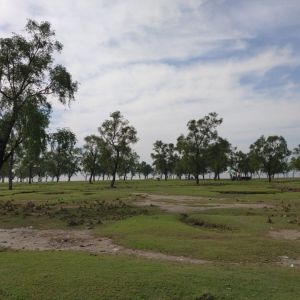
[132,193,273,213]
[269,229,300,240]
[0,228,208,265]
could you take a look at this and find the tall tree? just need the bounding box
[98,111,138,188]
[0,19,77,171]
[18,103,50,184]
[151,141,176,180]
[250,135,291,182]
[47,128,77,182]
[177,112,222,184]
[208,137,231,180]
[82,135,102,184]
[139,161,153,179]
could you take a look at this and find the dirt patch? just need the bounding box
[1,227,298,268]
[0,227,208,265]
[217,190,276,195]
[280,186,300,192]
[278,256,300,268]
[133,193,273,213]
[269,229,300,240]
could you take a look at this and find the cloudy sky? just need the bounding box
[1,0,300,162]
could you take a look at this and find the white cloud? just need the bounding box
[1,0,300,161]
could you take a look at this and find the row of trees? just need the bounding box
[0,111,153,188]
[1,20,300,189]
[1,110,300,188]
[151,113,299,183]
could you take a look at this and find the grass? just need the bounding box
[97,212,300,263]
[0,251,300,300]
[0,178,300,299]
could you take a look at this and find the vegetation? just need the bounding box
[0,179,299,299]
[1,19,300,300]
[0,20,77,172]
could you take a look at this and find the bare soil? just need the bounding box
[1,227,299,268]
[133,193,273,213]
[269,229,300,240]
[0,227,208,265]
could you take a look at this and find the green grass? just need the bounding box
[0,251,299,300]
[0,179,300,299]
[97,212,300,263]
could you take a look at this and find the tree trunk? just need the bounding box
[164,172,168,180]
[110,173,116,188]
[8,151,14,190]
[89,173,93,184]
[268,173,272,182]
[195,174,199,185]
[29,165,33,184]
[110,153,119,188]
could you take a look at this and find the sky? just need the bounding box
[0,0,300,162]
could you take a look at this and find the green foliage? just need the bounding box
[151,141,177,179]
[250,136,291,181]
[177,112,223,183]
[47,128,78,182]
[98,111,138,187]
[0,19,77,170]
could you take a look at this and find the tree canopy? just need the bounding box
[0,19,78,170]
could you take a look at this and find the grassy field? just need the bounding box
[0,179,300,299]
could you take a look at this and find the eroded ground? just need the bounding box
[0,191,299,269]
[132,193,273,213]
[0,227,208,264]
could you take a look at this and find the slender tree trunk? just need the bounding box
[29,165,33,184]
[56,176,59,183]
[111,172,116,188]
[111,153,119,188]
[195,174,199,185]
[89,173,93,184]
[8,150,14,190]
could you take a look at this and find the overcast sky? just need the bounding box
[1,0,300,162]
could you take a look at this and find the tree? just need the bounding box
[0,160,8,183]
[81,135,102,184]
[65,147,81,181]
[151,141,176,180]
[208,137,231,180]
[98,111,138,188]
[118,149,139,180]
[177,112,222,184]
[47,128,77,182]
[0,19,77,171]
[18,103,50,184]
[290,145,300,177]
[250,135,291,182]
[139,161,153,179]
